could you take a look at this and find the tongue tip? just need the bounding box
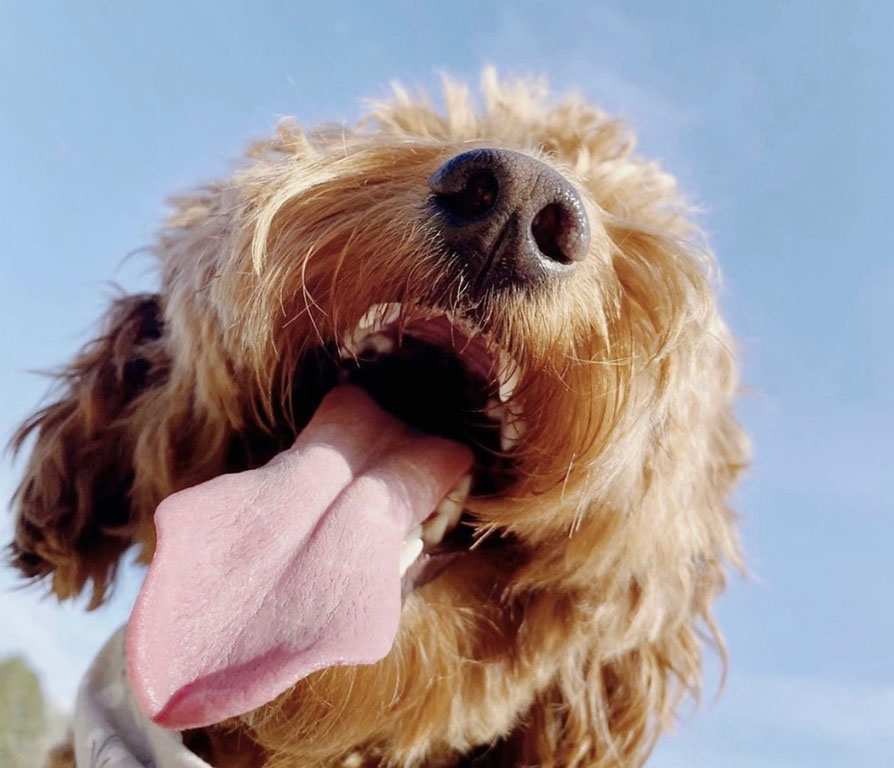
[124,616,172,726]
[125,597,212,730]
[125,613,275,731]
[125,637,264,731]
[145,684,229,731]
[125,611,402,731]
[136,680,248,731]
[128,652,397,731]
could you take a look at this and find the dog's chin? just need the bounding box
[289,302,525,598]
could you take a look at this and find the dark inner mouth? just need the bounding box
[257,313,519,592]
[336,325,517,590]
[340,335,510,497]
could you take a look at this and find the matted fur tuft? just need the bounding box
[13,70,747,767]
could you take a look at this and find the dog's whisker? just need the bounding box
[563,353,635,367]
[560,453,576,505]
[468,522,500,551]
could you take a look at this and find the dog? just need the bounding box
[11,70,747,768]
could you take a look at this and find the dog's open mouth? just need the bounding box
[336,303,522,595]
[126,304,524,731]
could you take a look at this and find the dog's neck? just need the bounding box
[182,728,267,768]
[188,724,530,768]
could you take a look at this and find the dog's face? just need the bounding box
[10,73,746,768]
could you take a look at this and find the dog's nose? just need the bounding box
[429,148,590,288]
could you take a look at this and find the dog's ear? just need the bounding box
[8,294,168,608]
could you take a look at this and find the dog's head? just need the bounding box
[10,72,747,767]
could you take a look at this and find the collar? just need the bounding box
[73,626,212,768]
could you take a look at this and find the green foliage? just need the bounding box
[0,656,50,768]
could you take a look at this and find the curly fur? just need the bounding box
[10,70,747,767]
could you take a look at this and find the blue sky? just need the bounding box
[1,1,892,765]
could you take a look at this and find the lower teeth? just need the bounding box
[399,536,424,577]
[401,473,473,575]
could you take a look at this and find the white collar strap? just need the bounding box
[73,626,211,768]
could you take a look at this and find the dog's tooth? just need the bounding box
[406,524,422,540]
[378,302,402,329]
[340,333,358,359]
[498,368,520,403]
[343,304,401,359]
[438,494,464,527]
[422,497,460,548]
[421,474,471,547]
[358,333,394,356]
[500,415,525,452]
[496,351,520,402]
[399,536,423,577]
[356,305,383,331]
[422,511,451,548]
[447,472,472,506]
[437,487,466,527]
[341,327,368,358]
[357,302,401,334]
[484,398,505,425]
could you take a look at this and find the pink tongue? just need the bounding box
[126,385,472,730]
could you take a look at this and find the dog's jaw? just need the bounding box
[128,300,533,730]
[128,384,475,729]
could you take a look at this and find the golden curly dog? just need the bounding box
[11,71,747,768]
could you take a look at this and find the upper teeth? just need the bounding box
[341,303,520,403]
[358,333,394,356]
[343,303,402,357]
[482,398,525,452]
[356,302,401,334]
[496,350,520,403]
[500,411,525,452]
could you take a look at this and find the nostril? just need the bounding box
[431,148,591,285]
[434,170,499,219]
[531,203,571,264]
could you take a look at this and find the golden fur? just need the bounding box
[10,70,747,767]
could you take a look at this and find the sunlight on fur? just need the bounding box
[10,69,747,767]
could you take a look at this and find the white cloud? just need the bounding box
[653,748,812,768]
[480,2,698,173]
[723,671,894,746]
[653,670,894,767]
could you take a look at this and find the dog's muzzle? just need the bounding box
[429,148,591,290]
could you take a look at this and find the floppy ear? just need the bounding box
[8,294,168,608]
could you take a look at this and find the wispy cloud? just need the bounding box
[653,671,894,767]
[653,749,812,768]
[723,671,894,746]
[483,1,695,151]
